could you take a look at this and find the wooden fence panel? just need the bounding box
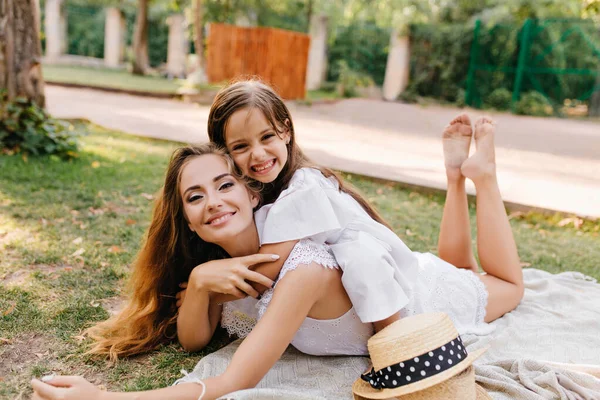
[207,24,310,99]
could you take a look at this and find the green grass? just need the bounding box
[42,65,185,94]
[42,64,340,101]
[1,123,599,397]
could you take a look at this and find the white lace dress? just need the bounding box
[221,240,492,357]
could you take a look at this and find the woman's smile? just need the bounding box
[206,211,236,226]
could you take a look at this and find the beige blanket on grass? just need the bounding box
[175,269,600,399]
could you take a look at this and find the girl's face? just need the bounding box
[224,107,290,183]
[179,154,259,247]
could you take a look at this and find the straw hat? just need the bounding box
[352,312,491,400]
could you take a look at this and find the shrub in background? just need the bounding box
[334,60,375,98]
[486,88,512,110]
[515,91,553,117]
[0,91,79,159]
[455,88,467,108]
[405,23,473,103]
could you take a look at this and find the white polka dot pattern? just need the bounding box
[360,336,469,389]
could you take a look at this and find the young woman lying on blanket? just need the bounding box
[32,113,524,400]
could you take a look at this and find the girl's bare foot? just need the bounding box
[443,114,473,182]
[461,117,497,184]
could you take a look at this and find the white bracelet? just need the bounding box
[179,369,206,400]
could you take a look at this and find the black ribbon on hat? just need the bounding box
[361,335,469,390]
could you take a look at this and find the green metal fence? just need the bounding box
[465,18,600,115]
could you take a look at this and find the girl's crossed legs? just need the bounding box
[438,114,524,322]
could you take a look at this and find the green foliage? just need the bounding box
[398,87,419,103]
[334,60,375,98]
[0,91,79,159]
[66,4,106,58]
[327,21,390,85]
[455,88,467,108]
[486,88,512,110]
[515,91,554,116]
[405,23,474,103]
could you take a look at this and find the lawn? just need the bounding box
[41,65,344,102]
[1,123,599,398]
[42,65,186,95]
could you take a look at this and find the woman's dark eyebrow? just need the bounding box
[213,173,233,182]
[183,174,233,195]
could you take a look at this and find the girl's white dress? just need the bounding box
[253,168,492,333]
[221,240,492,357]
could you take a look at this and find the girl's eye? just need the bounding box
[262,133,275,141]
[219,182,234,190]
[232,144,247,151]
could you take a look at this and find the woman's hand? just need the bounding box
[188,253,278,300]
[31,376,104,400]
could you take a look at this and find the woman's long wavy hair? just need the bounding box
[207,78,392,229]
[86,143,257,361]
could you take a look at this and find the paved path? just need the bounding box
[46,85,600,218]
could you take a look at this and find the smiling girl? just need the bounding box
[206,80,524,331]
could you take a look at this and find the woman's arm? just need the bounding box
[176,254,277,352]
[33,263,333,400]
[250,240,298,292]
[176,281,221,352]
[219,262,327,388]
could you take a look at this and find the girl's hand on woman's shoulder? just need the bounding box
[188,254,279,300]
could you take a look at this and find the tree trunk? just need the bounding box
[0,0,45,107]
[132,0,149,75]
[192,0,205,70]
[305,0,313,33]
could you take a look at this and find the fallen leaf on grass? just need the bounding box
[125,219,137,226]
[91,161,101,168]
[557,217,583,229]
[90,300,100,308]
[72,334,87,342]
[140,193,154,200]
[72,237,83,245]
[3,302,16,316]
[508,211,524,220]
[376,188,384,195]
[405,229,414,236]
[71,248,85,257]
[0,337,12,345]
[108,245,124,254]
[100,262,109,267]
[88,207,105,216]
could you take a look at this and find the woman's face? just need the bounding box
[224,107,290,183]
[179,154,259,246]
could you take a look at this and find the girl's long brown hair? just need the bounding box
[86,144,252,361]
[207,79,392,230]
